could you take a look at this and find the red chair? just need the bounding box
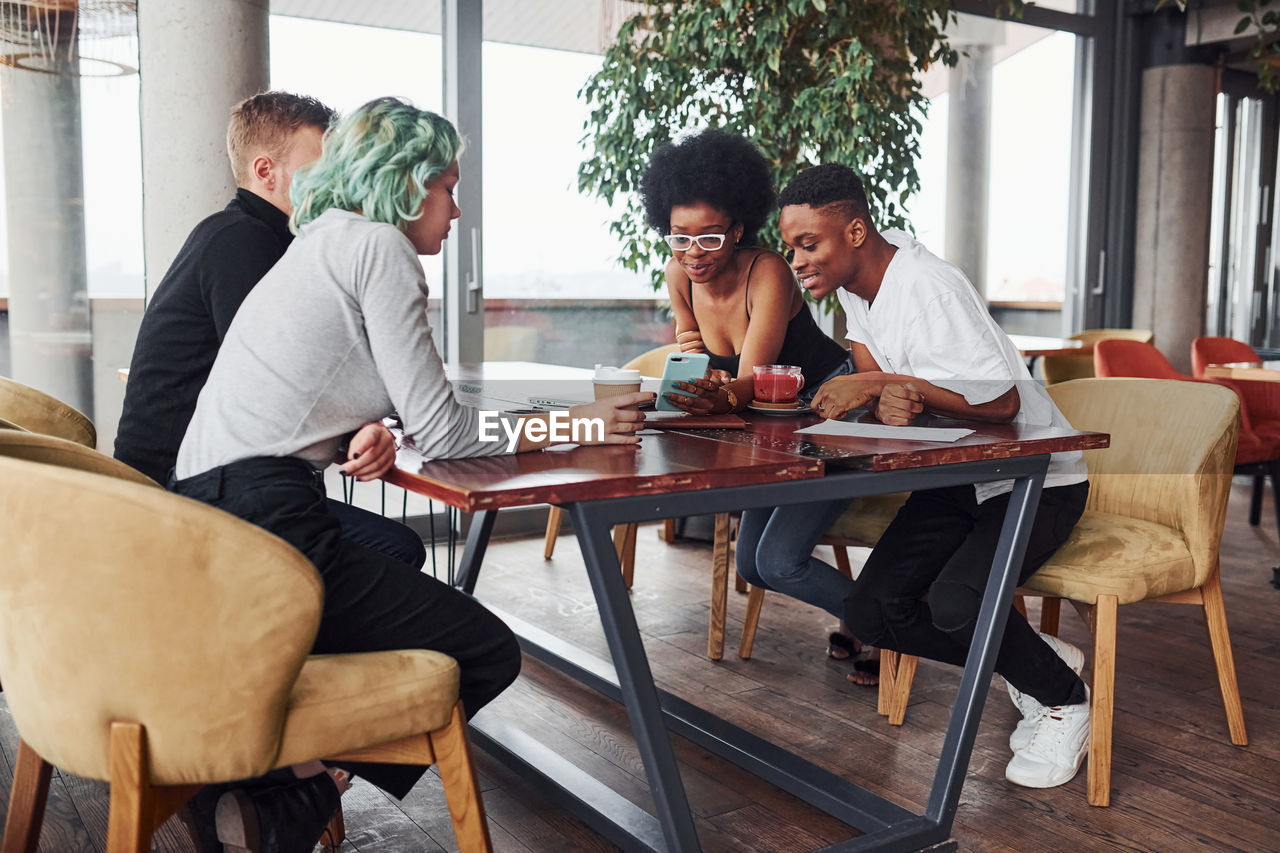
[1192,336,1280,529]
[1095,339,1280,537]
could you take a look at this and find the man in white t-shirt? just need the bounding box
[778,163,1092,790]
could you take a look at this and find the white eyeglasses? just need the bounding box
[664,233,728,251]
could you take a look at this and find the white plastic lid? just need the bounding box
[593,365,642,383]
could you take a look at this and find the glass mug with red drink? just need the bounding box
[752,364,805,408]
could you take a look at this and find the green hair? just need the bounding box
[289,97,463,233]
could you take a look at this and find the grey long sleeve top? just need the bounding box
[176,209,509,479]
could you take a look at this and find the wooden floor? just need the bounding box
[2,482,1279,851]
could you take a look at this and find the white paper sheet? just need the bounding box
[793,421,974,442]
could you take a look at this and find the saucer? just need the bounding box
[746,402,812,415]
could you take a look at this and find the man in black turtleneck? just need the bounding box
[115,91,425,570]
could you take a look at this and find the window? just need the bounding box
[480,35,670,369]
[904,14,1089,335]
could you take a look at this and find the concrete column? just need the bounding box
[137,0,268,299]
[1131,64,1216,373]
[1,10,93,416]
[945,44,994,296]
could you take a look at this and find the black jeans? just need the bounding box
[844,480,1090,707]
[326,497,427,569]
[173,457,522,798]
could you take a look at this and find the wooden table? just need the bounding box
[389,363,1108,852]
[1204,360,1280,382]
[1007,335,1092,378]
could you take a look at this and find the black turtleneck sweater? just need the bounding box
[115,189,293,483]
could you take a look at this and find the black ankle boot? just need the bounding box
[215,772,340,853]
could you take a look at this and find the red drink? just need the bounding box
[753,365,805,404]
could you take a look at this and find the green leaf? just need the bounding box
[576,0,957,295]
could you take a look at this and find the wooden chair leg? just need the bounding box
[730,516,747,593]
[429,704,493,853]
[543,506,562,560]
[738,585,765,659]
[1087,595,1117,807]
[887,654,917,726]
[612,524,637,590]
[707,513,731,660]
[2,740,52,853]
[661,518,677,543]
[1013,594,1027,620]
[321,807,347,850]
[1200,570,1248,746]
[1039,596,1061,636]
[833,545,853,578]
[877,649,898,717]
[107,721,156,853]
[618,523,638,590]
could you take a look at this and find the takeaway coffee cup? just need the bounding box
[753,364,805,405]
[593,365,642,404]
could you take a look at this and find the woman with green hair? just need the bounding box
[171,97,651,850]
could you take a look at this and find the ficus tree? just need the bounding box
[577,0,959,293]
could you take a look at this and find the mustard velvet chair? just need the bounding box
[876,379,1246,807]
[1040,329,1154,385]
[0,375,96,448]
[0,457,493,853]
[0,429,158,488]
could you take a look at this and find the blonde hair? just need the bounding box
[226,91,335,185]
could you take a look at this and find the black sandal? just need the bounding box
[826,632,859,660]
[846,651,880,687]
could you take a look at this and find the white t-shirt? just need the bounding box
[837,229,1087,502]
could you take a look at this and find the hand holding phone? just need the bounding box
[656,352,711,412]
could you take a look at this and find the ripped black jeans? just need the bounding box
[844,480,1090,707]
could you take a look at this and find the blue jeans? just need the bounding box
[736,355,860,619]
[736,498,854,619]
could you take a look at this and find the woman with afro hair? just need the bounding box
[640,129,874,680]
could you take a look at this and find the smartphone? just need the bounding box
[656,352,711,412]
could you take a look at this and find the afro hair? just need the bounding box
[640,128,775,246]
[777,163,872,223]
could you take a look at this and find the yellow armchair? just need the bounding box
[876,378,1246,807]
[0,429,157,488]
[0,375,96,448]
[0,457,492,852]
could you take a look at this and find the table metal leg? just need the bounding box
[570,500,701,853]
[926,471,1044,825]
[456,509,496,595]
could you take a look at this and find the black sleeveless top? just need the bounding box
[689,253,850,388]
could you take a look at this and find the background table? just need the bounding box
[1204,360,1280,382]
[389,363,1107,852]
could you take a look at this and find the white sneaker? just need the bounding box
[1008,633,1085,752]
[1005,687,1091,789]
